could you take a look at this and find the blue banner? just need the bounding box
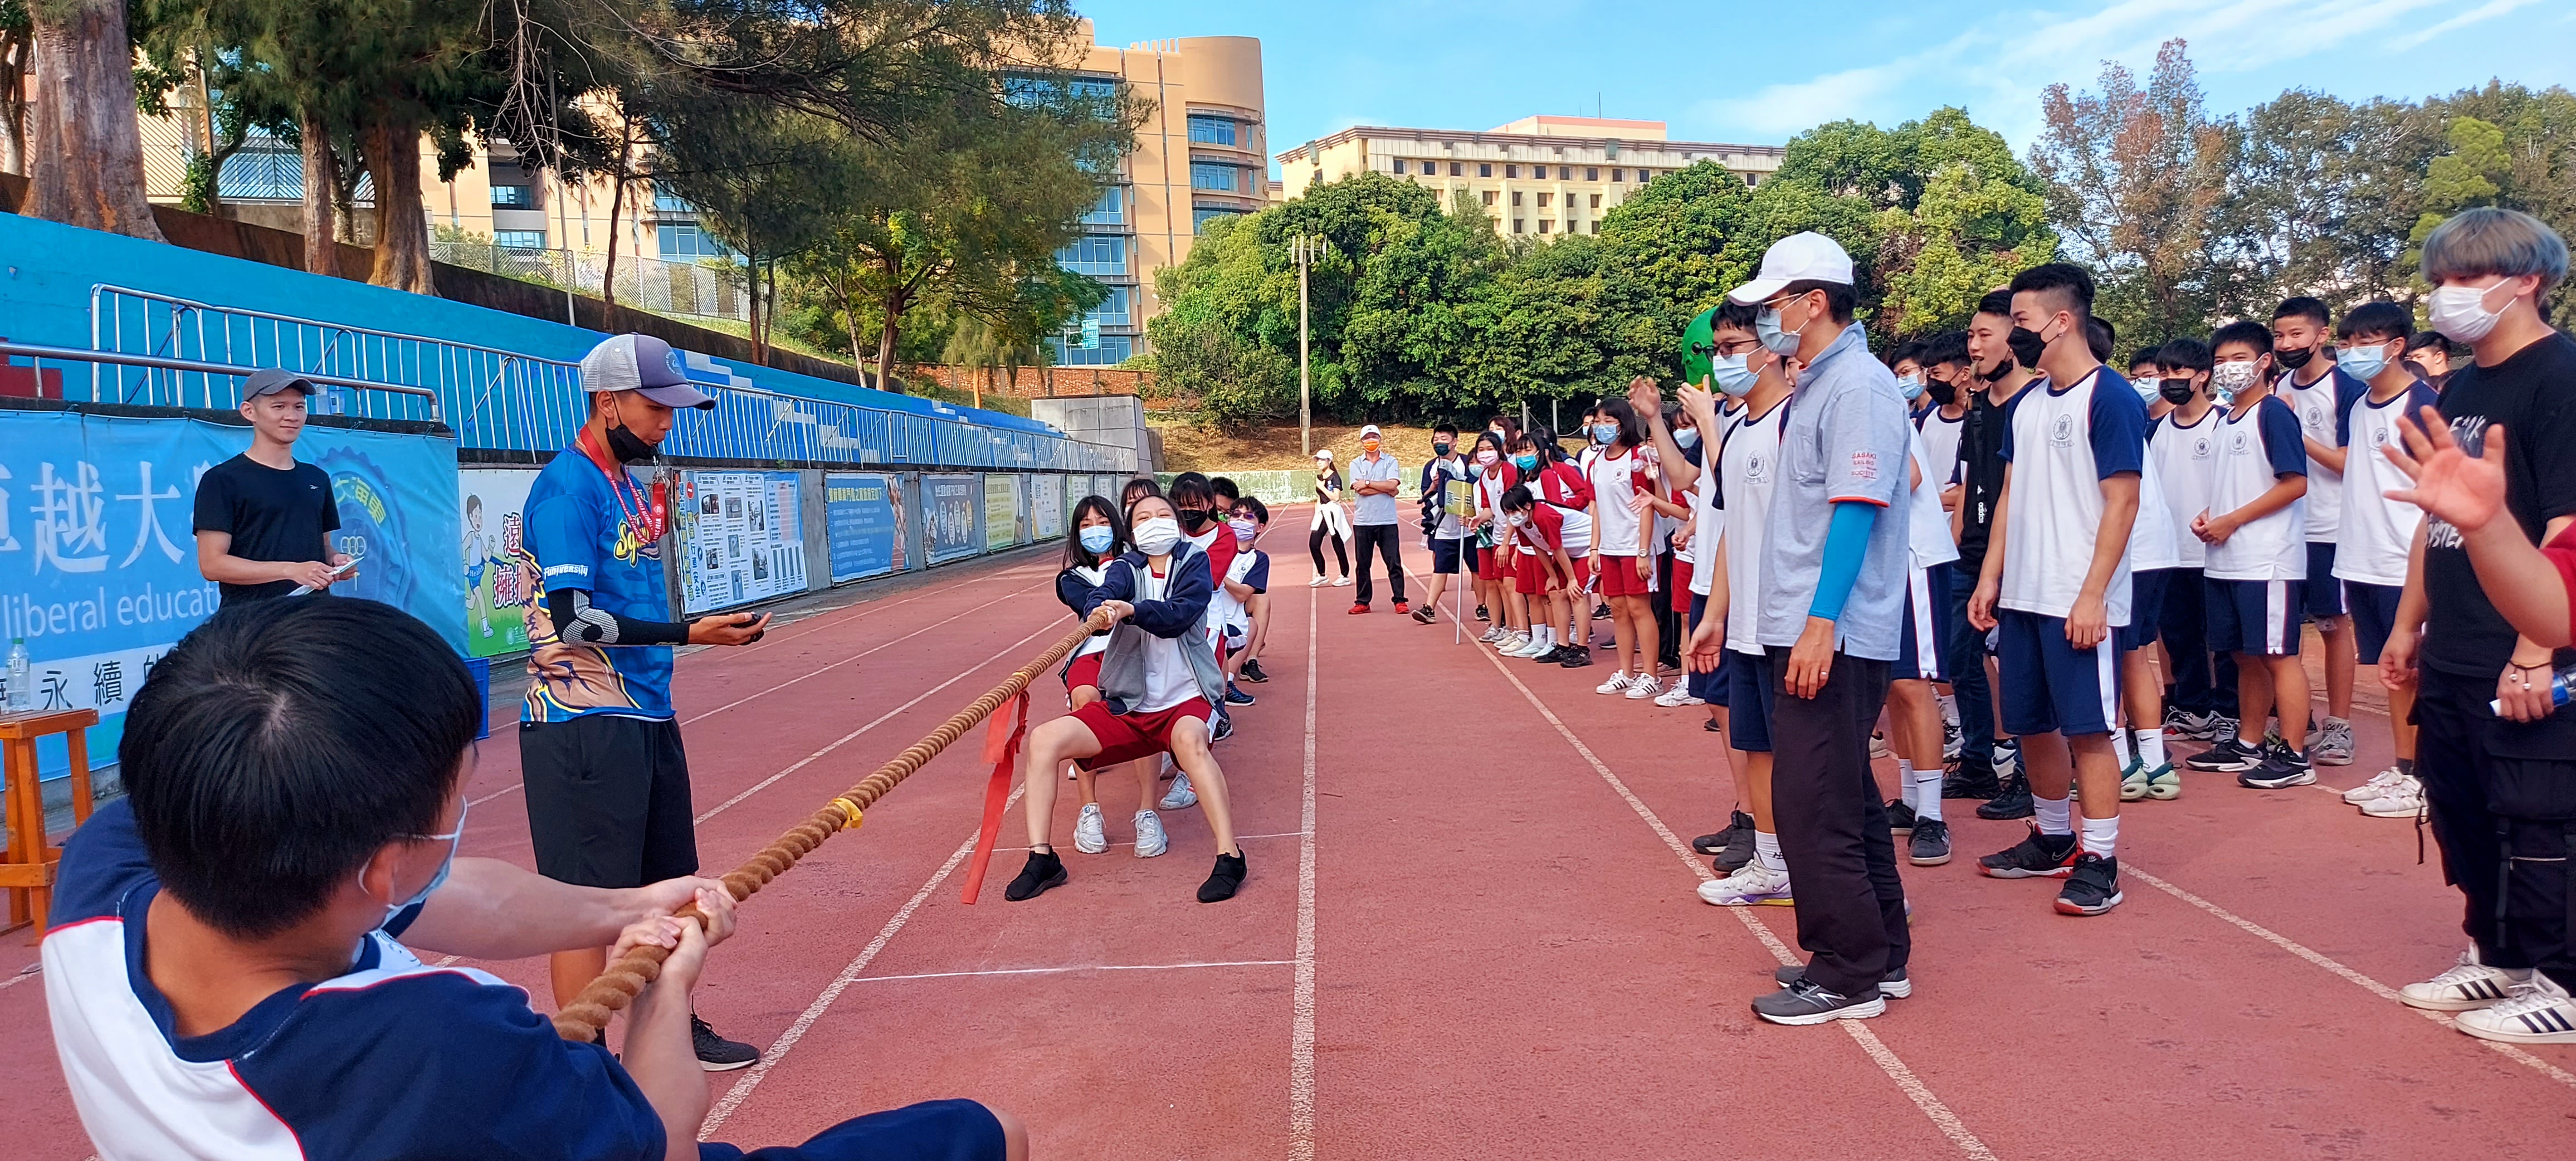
[824,472,904,583]
[0,409,461,777]
[924,474,982,565]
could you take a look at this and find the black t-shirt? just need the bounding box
[2422,330,2576,679]
[192,453,340,604]
[1954,379,2033,570]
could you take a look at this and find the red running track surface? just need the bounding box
[2,517,2572,1159]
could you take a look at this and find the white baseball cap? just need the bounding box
[1313,448,1333,462]
[1726,232,1856,306]
[1360,424,1383,440]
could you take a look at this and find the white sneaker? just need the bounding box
[1696,864,1794,906]
[1480,626,1506,643]
[1332,575,1352,587]
[1308,575,1326,588]
[2342,767,2409,804]
[2399,948,2526,1011]
[1869,731,1891,759]
[1653,683,1704,708]
[1159,772,1198,811]
[1500,633,1538,656]
[1595,671,1635,695]
[1132,809,1168,858]
[1626,674,1661,700]
[2360,779,2426,819]
[2454,974,2576,1044]
[1072,803,1108,854]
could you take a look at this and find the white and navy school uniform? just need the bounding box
[1686,404,1738,706]
[1896,424,1960,681]
[2202,393,2310,657]
[1719,396,1789,750]
[1916,404,1967,495]
[2333,381,2440,663]
[1994,367,2149,737]
[2117,427,2180,653]
[2281,366,2370,620]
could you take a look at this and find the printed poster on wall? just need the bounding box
[824,472,905,583]
[679,469,808,614]
[1030,473,1063,541]
[458,468,539,657]
[924,474,981,565]
[984,473,1021,550]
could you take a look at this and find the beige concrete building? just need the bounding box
[1276,115,1783,238]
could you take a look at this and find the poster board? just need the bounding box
[984,473,1022,551]
[824,472,905,583]
[1030,472,1064,540]
[679,470,808,613]
[924,474,982,565]
[457,468,540,657]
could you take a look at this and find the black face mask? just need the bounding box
[1433,441,1453,457]
[2006,326,2047,370]
[1178,508,1211,531]
[2273,343,2317,371]
[604,421,658,464]
[2159,377,2197,404]
[1926,377,1959,406]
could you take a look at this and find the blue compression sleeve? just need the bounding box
[1807,501,1879,622]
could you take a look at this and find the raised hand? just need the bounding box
[2383,407,2506,533]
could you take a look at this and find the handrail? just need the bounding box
[549,609,1113,1040]
[0,342,445,421]
[92,284,555,365]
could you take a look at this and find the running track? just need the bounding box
[2,510,2570,1159]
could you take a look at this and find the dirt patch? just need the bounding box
[1153,419,1452,472]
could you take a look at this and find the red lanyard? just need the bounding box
[577,427,667,543]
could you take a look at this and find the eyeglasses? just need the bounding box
[1713,337,1763,357]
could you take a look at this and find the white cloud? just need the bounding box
[2393,0,2544,50]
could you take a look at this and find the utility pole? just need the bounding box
[1293,233,1325,457]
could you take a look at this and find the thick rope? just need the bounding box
[550,608,1114,1040]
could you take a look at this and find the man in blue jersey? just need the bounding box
[43,598,1025,1160]
[519,334,770,1067]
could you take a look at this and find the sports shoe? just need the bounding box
[1977,826,2079,879]
[2142,764,2180,800]
[1475,603,1490,622]
[1347,603,1369,614]
[1411,606,1437,625]
[2054,852,2124,916]
[2343,767,2410,804]
[1241,659,1270,684]
[1752,976,1885,1025]
[1004,850,1068,901]
[1596,670,1636,695]
[2453,975,2576,1045]
[1209,709,1232,744]
[1775,963,1912,999]
[2164,706,2213,740]
[2118,758,2153,802]
[1992,738,2023,779]
[2360,781,2424,818]
[1309,574,1327,587]
[1480,626,1507,644]
[1197,851,1246,903]
[1332,575,1352,586]
[1072,803,1109,855]
[1653,683,1705,708]
[1886,798,1917,836]
[1943,720,1963,760]
[2207,714,2240,743]
[2238,743,2315,789]
[1557,645,1593,669]
[1224,683,1257,706]
[1714,826,1758,875]
[1160,772,1198,811]
[2185,735,2265,773]
[1943,762,2002,800]
[2312,716,2356,766]
[1131,809,1168,857]
[1697,864,1794,906]
[1393,600,1411,614]
[1977,772,2034,820]
[1624,674,1662,700]
[2401,949,2526,1011]
[1692,810,1752,857]
[1909,818,1952,866]
[1594,601,1612,620]
[1499,633,1538,656]
[1533,646,1572,664]
[1869,730,1891,759]
[692,1015,761,1071]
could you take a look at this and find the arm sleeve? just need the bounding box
[1998,400,2018,464]
[2089,382,2148,479]
[313,466,341,534]
[547,588,689,647]
[2260,398,2310,478]
[1807,501,1880,621]
[2528,385,2576,523]
[191,469,233,534]
[2335,372,2369,446]
[1125,553,1214,638]
[1823,390,1902,508]
[1056,569,1093,616]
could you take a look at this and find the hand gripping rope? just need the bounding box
[550,607,1117,1041]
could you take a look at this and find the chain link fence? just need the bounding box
[429,241,749,323]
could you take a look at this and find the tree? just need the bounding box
[23,0,165,239]
[650,104,855,363]
[1,1,30,175]
[1874,158,2056,337]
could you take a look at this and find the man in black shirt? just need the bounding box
[1944,290,2041,805]
[2382,208,2576,1044]
[193,369,352,605]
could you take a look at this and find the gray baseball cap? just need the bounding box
[580,334,716,409]
[243,368,318,398]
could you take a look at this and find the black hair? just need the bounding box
[2210,320,2273,358]
[2157,336,2214,375]
[2271,296,2332,327]
[1474,430,1508,461]
[1596,397,1647,450]
[121,598,480,939]
[1238,496,1270,523]
[2008,264,2096,319]
[1433,422,1460,437]
[1714,299,1762,334]
[2084,316,2114,363]
[1520,423,1568,463]
[1779,278,1858,324]
[1889,339,1928,369]
[1168,471,1213,509]
[1209,476,1240,503]
[1065,494,1127,569]
[1925,330,1971,369]
[1121,476,1163,508]
[1501,484,1536,512]
[1975,289,2016,319]
[2336,301,2413,343]
[2404,331,2453,357]
[2127,347,2162,370]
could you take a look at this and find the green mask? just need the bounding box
[1680,306,1720,389]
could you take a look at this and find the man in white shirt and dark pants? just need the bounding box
[1346,424,1409,614]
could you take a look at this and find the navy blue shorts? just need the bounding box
[2303,543,2344,618]
[2119,568,2171,653]
[1726,650,1774,752]
[2346,580,2404,664]
[705,1099,1006,1161]
[2206,577,2303,657]
[1430,536,1465,574]
[1996,608,2119,737]
[1895,563,1950,681]
[1686,593,1730,706]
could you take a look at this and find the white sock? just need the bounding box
[2135,729,2167,769]
[1753,831,1785,875]
[1939,693,1960,728]
[2110,726,2134,765]
[2080,813,2120,860]
[1896,760,1916,810]
[2034,793,2073,836]
[1913,767,1945,821]
[1533,626,1552,648]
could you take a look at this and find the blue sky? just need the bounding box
[1076,0,2576,177]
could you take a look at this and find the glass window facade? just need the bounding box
[490,184,533,208]
[652,185,694,212]
[1190,162,1243,192]
[1050,335,1134,365]
[1193,206,1243,233]
[1056,235,1128,276]
[1187,114,1238,146]
[494,230,547,250]
[1081,187,1125,225]
[656,224,733,260]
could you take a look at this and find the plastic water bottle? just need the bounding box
[2491,665,2576,715]
[4,638,30,713]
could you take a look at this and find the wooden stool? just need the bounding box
[1,708,100,939]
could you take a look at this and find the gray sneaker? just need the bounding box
[1132,809,1168,857]
[2311,717,2356,766]
[1752,976,1886,1025]
[1159,772,1198,811]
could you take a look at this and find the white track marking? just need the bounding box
[845,960,1294,984]
[680,583,1046,727]
[0,963,40,991]
[993,831,1304,853]
[2121,864,2576,1090]
[692,623,1053,826]
[1289,563,1321,1161]
[698,786,1021,1138]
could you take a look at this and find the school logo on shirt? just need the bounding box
[1847,450,1878,481]
[2050,415,2076,448]
[1744,452,1770,483]
[2303,404,2328,436]
[2371,426,2391,446]
[2191,437,2212,458]
[2229,430,2250,454]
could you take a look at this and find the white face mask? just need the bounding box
[1476,449,1499,466]
[2211,360,2262,394]
[375,798,466,930]
[1133,516,1181,557]
[2428,280,2512,344]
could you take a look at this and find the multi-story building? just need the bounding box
[1275,115,1782,238]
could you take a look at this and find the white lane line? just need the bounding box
[846,960,1294,985]
[698,785,1023,1138]
[2121,864,2576,1090]
[993,831,1304,853]
[692,623,1055,826]
[0,963,41,991]
[1463,623,2002,1161]
[680,582,1047,728]
[1289,568,1321,1161]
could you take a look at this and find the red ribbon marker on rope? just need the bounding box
[958,689,1031,904]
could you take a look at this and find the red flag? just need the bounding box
[959,691,1031,905]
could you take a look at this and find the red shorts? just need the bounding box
[1063,651,1102,694]
[1563,554,1592,593]
[1514,551,1545,595]
[1598,554,1650,598]
[1071,697,1214,768]
[1475,545,1504,581]
[1671,557,1694,596]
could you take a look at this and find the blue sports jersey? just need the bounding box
[519,446,675,723]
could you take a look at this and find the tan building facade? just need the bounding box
[1276,116,1782,238]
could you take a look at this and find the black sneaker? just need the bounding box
[1977,826,2079,879]
[1241,659,1270,684]
[1908,818,1952,866]
[1775,963,1911,999]
[1594,601,1612,621]
[1942,762,2002,799]
[1557,645,1593,669]
[1532,645,1569,664]
[1714,822,1758,874]
[1692,809,1753,856]
[691,1014,760,1071]
[1224,683,1257,706]
[1004,850,1067,901]
[2053,852,2124,916]
[1976,772,2033,820]
[1411,607,1437,625]
[1886,798,1917,837]
[2185,735,2265,772]
[1475,604,1490,622]
[2238,742,2316,789]
[1197,850,1247,903]
[1751,976,1886,1025]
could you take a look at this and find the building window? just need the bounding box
[1504,164,1519,178]
[1392,160,1406,175]
[1534,165,1546,179]
[1637,169,1651,182]
[1056,235,1128,276]
[1081,187,1125,225]
[490,184,534,208]
[656,224,734,260]
[1050,334,1134,366]
[1512,219,1525,233]
[1538,192,1552,207]
[1610,168,1624,183]
[1510,191,1522,206]
[652,184,694,213]
[1589,221,1600,235]
[1589,193,1602,208]
[1186,114,1237,146]
[1450,162,1462,176]
[1080,285,1133,327]
[1478,163,1492,177]
[1540,220,1554,233]
[494,230,547,250]
[1587,167,1599,181]
[1192,206,1243,233]
[1480,190,1496,206]
[1190,161,1243,192]
[1006,75,1118,111]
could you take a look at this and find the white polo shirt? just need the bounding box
[1997,367,2149,626]
[1721,398,1788,655]
[2334,382,2442,587]
[2148,408,2220,569]
[2203,394,2310,582]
